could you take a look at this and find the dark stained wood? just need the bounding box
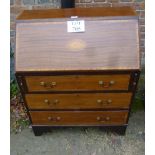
[26,93,132,109]
[15,70,138,75]
[32,126,43,136]
[126,71,141,125]
[17,7,136,20]
[32,125,127,136]
[15,17,140,72]
[25,74,130,92]
[30,111,128,125]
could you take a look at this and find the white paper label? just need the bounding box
[67,20,85,33]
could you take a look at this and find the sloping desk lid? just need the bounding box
[15,7,140,72]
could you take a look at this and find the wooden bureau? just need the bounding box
[15,7,140,136]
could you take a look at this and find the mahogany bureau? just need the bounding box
[15,7,140,136]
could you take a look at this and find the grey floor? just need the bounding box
[10,111,145,155]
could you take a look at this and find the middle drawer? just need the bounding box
[25,93,132,110]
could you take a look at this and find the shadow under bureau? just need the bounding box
[15,7,140,136]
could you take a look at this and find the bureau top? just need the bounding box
[17,7,136,20]
[15,7,140,72]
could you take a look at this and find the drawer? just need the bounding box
[30,111,128,125]
[25,74,130,92]
[26,93,132,109]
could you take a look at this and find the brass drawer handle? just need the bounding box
[97,99,112,104]
[109,80,115,85]
[48,116,52,121]
[48,116,61,121]
[98,80,115,88]
[50,82,57,87]
[53,99,59,104]
[96,116,110,122]
[98,81,104,85]
[44,99,59,105]
[107,99,112,104]
[40,81,46,86]
[44,99,49,104]
[40,81,57,88]
[97,99,102,104]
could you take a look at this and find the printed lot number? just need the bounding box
[67,20,85,33]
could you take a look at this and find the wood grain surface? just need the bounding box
[25,74,130,92]
[30,110,128,125]
[17,7,136,20]
[15,7,140,135]
[16,18,139,71]
[25,93,132,109]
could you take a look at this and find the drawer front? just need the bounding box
[30,111,128,125]
[26,93,132,109]
[25,74,130,92]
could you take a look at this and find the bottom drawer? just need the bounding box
[30,111,128,126]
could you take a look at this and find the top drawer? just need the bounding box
[25,74,130,92]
